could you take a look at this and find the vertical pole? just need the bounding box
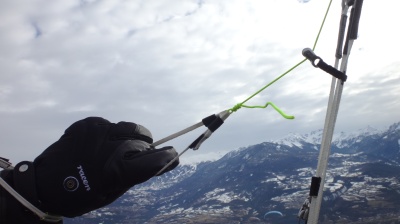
[307,0,363,223]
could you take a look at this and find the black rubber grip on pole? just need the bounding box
[309,176,321,197]
[342,7,353,55]
[343,0,364,54]
[349,0,364,40]
[303,48,347,82]
[346,0,355,7]
[335,14,348,59]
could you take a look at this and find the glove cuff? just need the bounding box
[13,162,39,207]
[0,162,63,223]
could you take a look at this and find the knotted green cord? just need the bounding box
[231,102,295,119]
[229,0,333,119]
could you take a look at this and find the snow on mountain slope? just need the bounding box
[128,163,200,192]
[271,129,323,148]
[271,124,387,149]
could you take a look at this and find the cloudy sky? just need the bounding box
[1,0,399,165]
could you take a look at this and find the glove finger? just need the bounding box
[103,142,179,191]
[109,122,153,144]
[125,146,180,175]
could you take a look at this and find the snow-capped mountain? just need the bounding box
[272,124,386,148]
[66,121,400,224]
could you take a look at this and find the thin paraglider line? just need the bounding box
[229,0,334,114]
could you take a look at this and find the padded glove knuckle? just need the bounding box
[109,122,153,144]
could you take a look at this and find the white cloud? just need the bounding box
[0,0,399,164]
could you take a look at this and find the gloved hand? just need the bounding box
[32,117,179,218]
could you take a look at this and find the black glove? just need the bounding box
[29,117,179,218]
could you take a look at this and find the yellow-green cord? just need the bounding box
[229,0,333,118]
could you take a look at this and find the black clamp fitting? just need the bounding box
[302,48,348,82]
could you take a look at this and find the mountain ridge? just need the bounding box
[65,121,400,224]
